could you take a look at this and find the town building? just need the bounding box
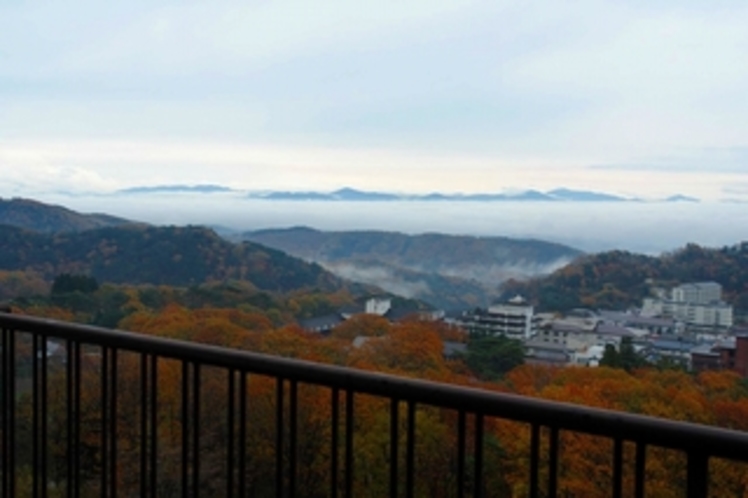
[691,334,748,377]
[597,311,679,335]
[535,318,597,350]
[646,335,700,367]
[457,295,539,340]
[524,340,574,366]
[642,282,733,329]
[534,313,645,366]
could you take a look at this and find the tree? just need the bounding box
[331,314,390,340]
[466,335,525,380]
[51,273,99,294]
[600,344,620,369]
[600,337,648,372]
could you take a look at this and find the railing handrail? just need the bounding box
[3,311,748,463]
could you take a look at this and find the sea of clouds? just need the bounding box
[32,192,748,255]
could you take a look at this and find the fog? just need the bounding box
[324,262,433,300]
[39,193,748,254]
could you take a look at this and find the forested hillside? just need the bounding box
[0,224,344,293]
[243,227,582,308]
[10,278,357,329]
[502,242,748,312]
[0,197,132,232]
[244,227,581,275]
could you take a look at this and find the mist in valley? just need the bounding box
[41,193,748,255]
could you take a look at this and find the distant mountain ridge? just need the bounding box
[112,184,699,202]
[242,227,583,308]
[664,194,699,203]
[252,187,636,202]
[0,197,133,232]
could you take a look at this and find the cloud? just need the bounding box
[1,0,747,200]
[0,143,117,194]
[0,1,475,81]
[588,148,748,175]
[722,183,748,197]
[323,262,432,299]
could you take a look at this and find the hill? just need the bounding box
[0,197,133,232]
[0,224,344,293]
[241,227,582,308]
[501,242,748,312]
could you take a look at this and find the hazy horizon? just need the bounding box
[3,1,746,255]
[20,192,748,256]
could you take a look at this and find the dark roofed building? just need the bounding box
[339,304,365,319]
[594,323,635,342]
[524,340,573,366]
[691,343,722,372]
[298,314,344,335]
[648,335,699,367]
[598,311,677,335]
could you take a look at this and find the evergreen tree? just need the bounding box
[466,335,525,380]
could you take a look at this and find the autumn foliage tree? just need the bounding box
[9,291,748,496]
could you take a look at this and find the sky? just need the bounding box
[1,1,748,200]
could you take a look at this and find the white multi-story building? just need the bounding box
[365,297,392,316]
[642,282,733,328]
[459,295,539,340]
[671,282,722,305]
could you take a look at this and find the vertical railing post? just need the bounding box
[406,401,415,498]
[686,451,708,498]
[192,363,200,498]
[529,424,540,498]
[457,411,466,498]
[101,347,110,498]
[331,388,339,498]
[238,373,247,498]
[289,380,298,498]
[345,390,354,498]
[1,305,13,498]
[32,333,39,498]
[140,354,148,498]
[474,414,484,498]
[8,321,14,498]
[74,342,81,498]
[612,438,623,498]
[181,361,189,498]
[548,427,559,498]
[41,335,48,498]
[149,355,158,498]
[389,398,399,498]
[227,369,235,498]
[276,378,284,498]
[110,349,118,498]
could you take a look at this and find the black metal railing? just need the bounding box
[3,311,748,497]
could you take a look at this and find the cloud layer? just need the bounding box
[1,1,747,199]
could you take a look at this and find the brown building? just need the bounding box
[691,335,748,377]
[733,335,748,377]
[691,346,722,372]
